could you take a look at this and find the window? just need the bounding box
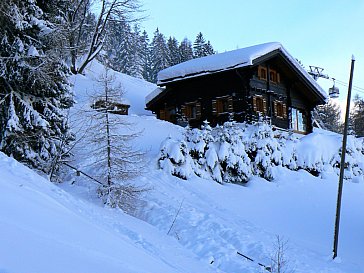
[217,98,229,113]
[212,96,233,115]
[269,69,280,83]
[270,71,277,82]
[258,66,267,80]
[253,96,266,114]
[291,108,307,132]
[188,104,197,119]
[182,101,201,120]
[274,101,287,118]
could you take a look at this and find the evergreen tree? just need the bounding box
[167,36,180,66]
[350,95,364,137]
[313,99,342,133]
[129,24,144,78]
[204,40,215,55]
[149,28,169,83]
[0,0,73,174]
[104,19,134,74]
[140,30,152,82]
[193,32,207,58]
[179,38,194,63]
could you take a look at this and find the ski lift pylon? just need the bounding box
[329,78,340,98]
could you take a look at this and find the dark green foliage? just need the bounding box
[350,95,364,137]
[313,99,342,133]
[193,32,215,58]
[0,0,73,174]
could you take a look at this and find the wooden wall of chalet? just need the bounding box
[151,55,320,133]
[157,68,252,127]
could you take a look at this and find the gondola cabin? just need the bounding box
[146,42,327,134]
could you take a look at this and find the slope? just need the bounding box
[0,152,218,273]
[65,62,364,272]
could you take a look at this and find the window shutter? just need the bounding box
[181,105,187,118]
[274,101,278,117]
[228,96,234,112]
[263,98,267,114]
[160,109,166,120]
[277,73,281,83]
[196,102,202,119]
[212,99,217,116]
[253,96,257,112]
[283,103,287,119]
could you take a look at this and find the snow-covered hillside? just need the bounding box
[1,62,364,273]
[0,152,217,273]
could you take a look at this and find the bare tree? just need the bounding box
[56,0,142,74]
[84,68,146,210]
[270,236,294,273]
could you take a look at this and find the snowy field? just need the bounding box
[1,62,364,273]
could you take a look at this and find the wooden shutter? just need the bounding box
[212,99,217,116]
[228,96,233,112]
[283,103,287,119]
[181,105,187,118]
[252,96,257,112]
[274,101,278,117]
[277,73,281,83]
[263,98,267,114]
[196,102,202,119]
[160,109,166,120]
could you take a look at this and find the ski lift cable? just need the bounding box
[335,81,364,92]
[325,77,364,94]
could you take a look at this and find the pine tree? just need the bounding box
[204,40,215,55]
[0,0,73,174]
[149,28,169,83]
[129,24,144,78]
[313,99,342,133]
[167,36,180,66]
[104,19,134,74]
[179,38,194,63]
[193,32,207,58]
[140,30,152,81]
[350,95,364,137]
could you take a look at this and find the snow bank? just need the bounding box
[0,152,217,273]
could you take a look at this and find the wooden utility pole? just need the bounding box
[332,55,355,259]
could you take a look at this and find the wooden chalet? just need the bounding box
[145,42,327,134]
[92,99,130,115]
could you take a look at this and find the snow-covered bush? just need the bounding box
[158,137,193,180]
[244,122,282,181]
[214,122,252,183]
[158,122,364,184]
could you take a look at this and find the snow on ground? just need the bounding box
[0,152,218,273]
[69,60,156,116]
[126,116,364,273]
[1,63,364,273]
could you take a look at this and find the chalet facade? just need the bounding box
[92,99,130,115]
[145,42,327,134]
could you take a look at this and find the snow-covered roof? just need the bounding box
[157,42,327,99]
[145,87,165,105]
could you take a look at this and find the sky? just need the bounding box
[141,0,364,107]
